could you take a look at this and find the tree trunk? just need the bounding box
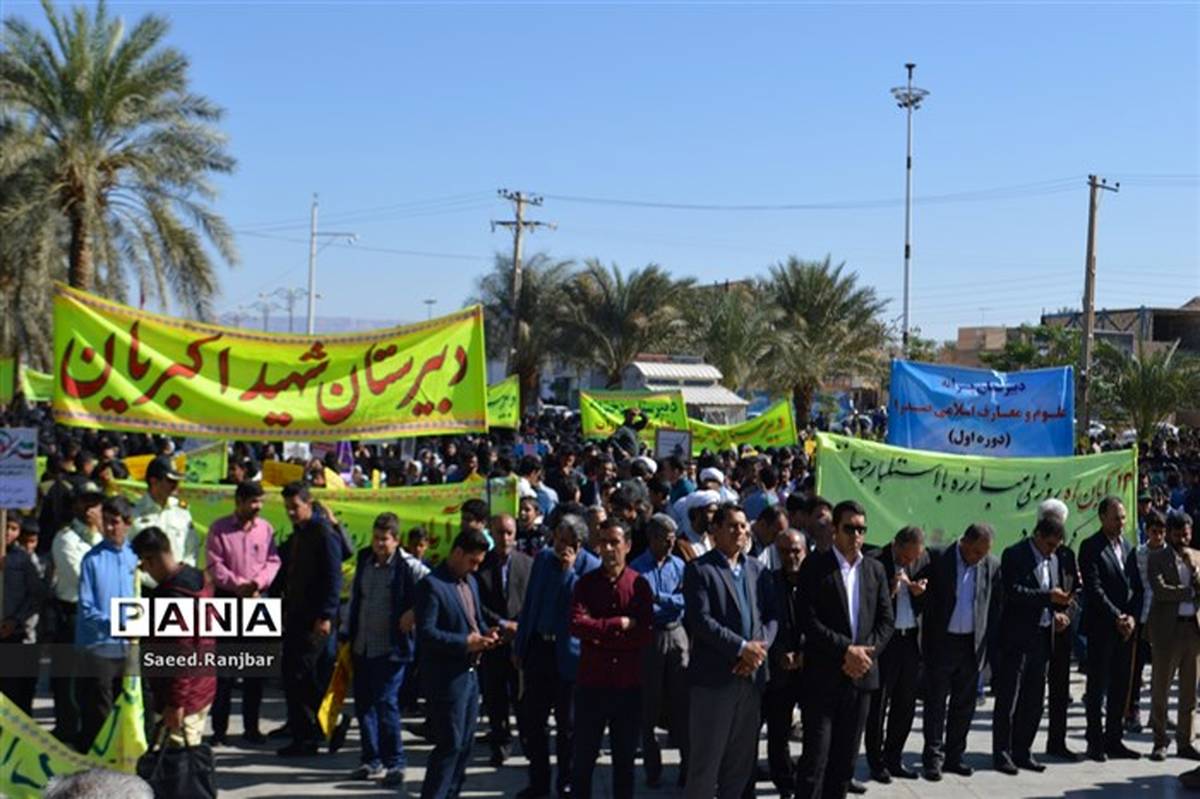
[67,205,93,290]
[793,383,816,431]
[518,367,540,417]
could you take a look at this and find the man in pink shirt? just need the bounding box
[206,481,281,745]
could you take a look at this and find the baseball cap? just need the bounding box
[73,479,106,503]
[146,455,184,482]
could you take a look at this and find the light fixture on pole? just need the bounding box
[891,63,929,357]
[423,299,437,320]
[306,193,357,335]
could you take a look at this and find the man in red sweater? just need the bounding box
[569,517,654,799]
[131,526,218,746]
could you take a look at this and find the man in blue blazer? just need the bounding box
[416,528,500,799]
[683,503,778,799]
[513,514,601,799]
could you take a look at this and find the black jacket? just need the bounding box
[283,514,345,630]
[1078,530,1133,638]
[476,548,533,625]
[996,539,1078,651]
[914,543,1001,671]
[766,568,805,691]
[797,548,894,694]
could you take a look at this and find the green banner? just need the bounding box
[19,367,53,403]
[0,357,14,404]
[116,476,518,566]
[814,433,1137,551]
[580,389,689,443]
[182,440,228,484]
[487,375,520,429]
[0,694,106,797]
[689,399,797,455]
[53,283,488,441]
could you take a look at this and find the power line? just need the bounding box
[238,230,487,262]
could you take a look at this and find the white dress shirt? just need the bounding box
[947,545,977,635]
[834,547,863,641]
[1178,551,1196,617]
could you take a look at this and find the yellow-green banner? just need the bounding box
[52,284,488,441]
[814,433,1137,551]
[20,367,53,403]
[688,399,797,455]
[0,694,106,798]
[116,476,519,566]
[580,389,689,443]
[487,375,520,429]
[0,357,14,404]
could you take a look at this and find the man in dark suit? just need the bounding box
[992,516,1074,775]
[1036,499,1085,763]
[764,529,808,799]
[798,500,894,799]
[864,525,929,783]
[683,503,778,799]
[476,513,533,766]
[1078,495,1140,761]
[416,528,501,799]
[513,515,601,799]
[916,523,1001,781]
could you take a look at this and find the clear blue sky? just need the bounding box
[9,1,1200,341]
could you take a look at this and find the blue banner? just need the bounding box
[886,360,1075,457]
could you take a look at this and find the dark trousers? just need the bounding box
[0,636,38,715]
[573,685,641,799]
[865,630,920,770]
[211,676,264,737]
[641,624,690,780]
[1047,626,1074,748]
[1128,634,1152,719]
[50,600,80,744]
[1084,626,1133,751]
[421,669,480,799]
[282,629,333,745]
[801,681,870,799]
[482,643,519,748]
[765,676,803,791]
[77,652,124,754]
[992,628,1051,760]
[522,637,575,793]
[922,634,978,767]
[354,654,407,770]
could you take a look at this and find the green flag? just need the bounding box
[487,375,520,429]
[814,432,1137,551]
[183,440,228,484]
[688,399,797,455]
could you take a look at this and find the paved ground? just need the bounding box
[26,673,1200,797]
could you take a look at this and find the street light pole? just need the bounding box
[891,63,929,358]
[424,299,437,320]
[305,193,357,335]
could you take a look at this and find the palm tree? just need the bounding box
[680,283,783,393]
[1094,340,1200,447]
[0,0,237,318]
[470,252,574,413]
[560,260,694,387]
[761,255,890,425]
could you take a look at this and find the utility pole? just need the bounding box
[891,63,929,357]
[1080,174,1119,440]
[272,287,310,333]
[252,293,280,332]
[305,194,358,335]
[423,299,437,320]
[492,190,555,368]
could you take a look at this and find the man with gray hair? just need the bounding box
[1036,499,1087,762]
[43,769,153,799]
[513,514,600,799]
[630,513,690,788]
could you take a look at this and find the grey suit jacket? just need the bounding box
[683,547,778,688]
[915,543,1001,671]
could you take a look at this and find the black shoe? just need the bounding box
[1150,746,1168,762]
[557,785,573,798]
[888,761,919,779]
[993,754,1018,776]
[328,715,351,754]
[870,766,892,784]
[266,723,291,740]
[514,789,550,799]
[276,740,319,757]
[208,733,228,747]
[847,778,867,794]
[1179,745,1200,761]
[1045,744,1083,762]
[242,730,267,745]
[923,765,942,782]
[1105,743,1141,760]
[1014,755,1045,773]
[944,761,974,777]
[1086,747,1108,763]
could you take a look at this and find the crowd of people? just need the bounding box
[3,397,1200,798]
